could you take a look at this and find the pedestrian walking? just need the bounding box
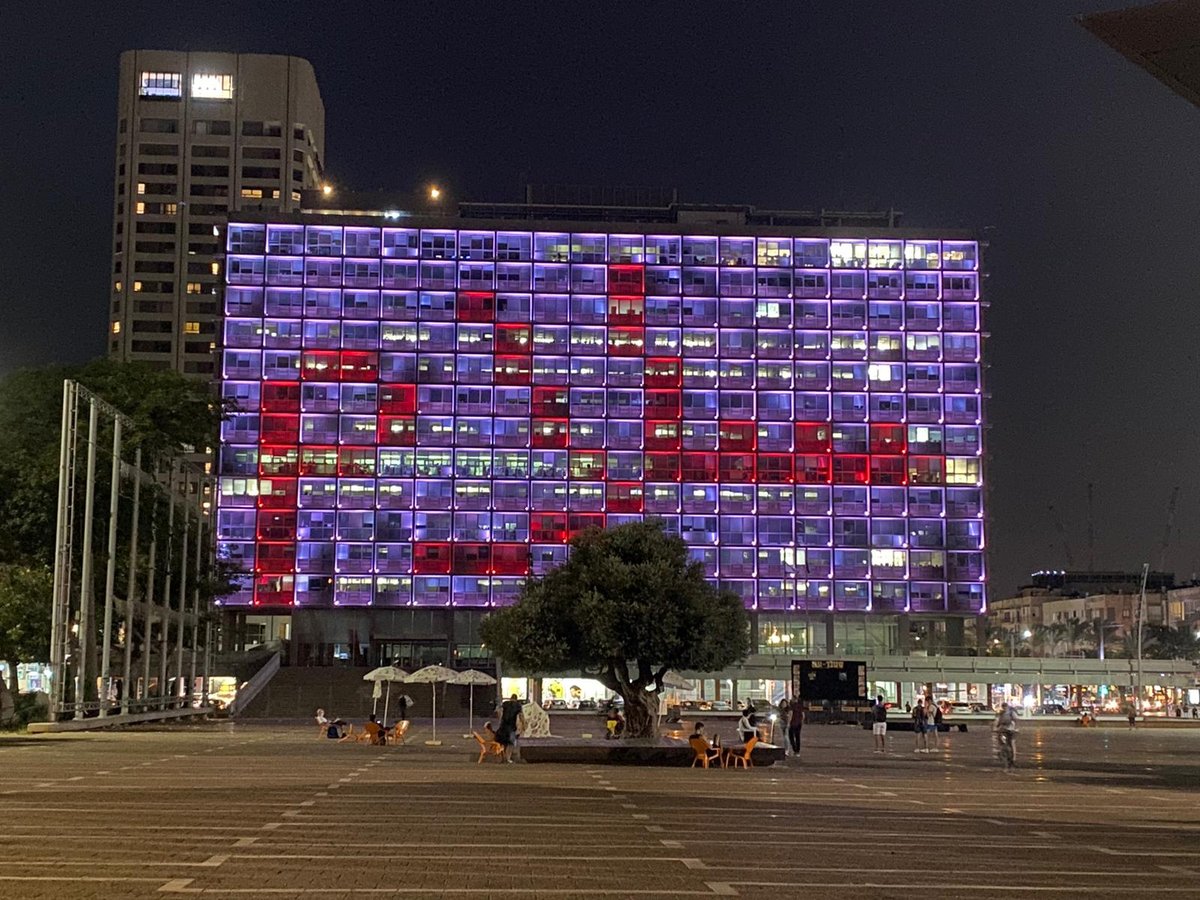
[777,699,792,755]
[870,695,888,753]
[912,699,929,753]
[1126,701,1137,730]
[495,693,525,763]
[787,702,805,755]
[993,702,1018,771]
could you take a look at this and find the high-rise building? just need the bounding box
[110,51,325,375]
[215,199,987,666]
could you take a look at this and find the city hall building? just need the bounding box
[214,196,986,673]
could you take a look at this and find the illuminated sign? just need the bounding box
[191,73,233,99]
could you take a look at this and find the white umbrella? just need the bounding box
[451,669,497,736]
[363,666,408,729]
[404,665,458,745]
[661,671,695,691]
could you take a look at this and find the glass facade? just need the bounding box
[217,222,985,615]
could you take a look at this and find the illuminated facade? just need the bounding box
[216,213,985,660]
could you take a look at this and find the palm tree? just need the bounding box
[1145,624,1200,661]
[1062,620,1091,657]
[1088,618,1119,659]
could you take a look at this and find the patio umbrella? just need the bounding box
[661,671,695,691]
[451,669,497,736]
[362,666,408,729]
[404,665,458,745]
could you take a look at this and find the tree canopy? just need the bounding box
[481,520,751,737]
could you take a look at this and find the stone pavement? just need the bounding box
[1,720,1199,898]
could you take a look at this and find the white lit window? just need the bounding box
[210,261,220,275]
[136,182,146,195]
[139,72,181,98]
[135,202,146,215]
[191,73,233,100]
[240,188,264,199]
[186,282,202,294]
[111,321,121,334]
[183,321,200,334]
[871,549,906,568]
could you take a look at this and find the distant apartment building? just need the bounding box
[110,51,325,376]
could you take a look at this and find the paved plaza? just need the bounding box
[2,720,1199,898]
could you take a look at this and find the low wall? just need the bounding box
[28,706,213,733]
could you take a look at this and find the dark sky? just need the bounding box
[3,1,1199,598]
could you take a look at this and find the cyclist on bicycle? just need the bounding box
[993,702,1018,771]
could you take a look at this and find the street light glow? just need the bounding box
[429,185,441,201]
[322,183,333,196]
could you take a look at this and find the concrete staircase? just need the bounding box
[235,666,488,721]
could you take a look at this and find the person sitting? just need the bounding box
[363,713,385,745]
[736,708,756,744]
[316,707,347,738]
[689,722,722,767]
[605,708,626,739]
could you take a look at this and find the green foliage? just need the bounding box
[0,359,225,568]
[482,520,751,693]
[0,564,53,691]
[1144,624,1200,661]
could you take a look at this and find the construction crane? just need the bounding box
[1048,504,1076,569]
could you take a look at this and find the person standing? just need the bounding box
[787,702,805,755]
[912,699,928,753]
[993,702,1018,771]
[396,693,409,724]
[1126,700,1137,730]
[927,698,943,751]
[495,693,525,763]
[871,696,888,753]
[777,699,792,755]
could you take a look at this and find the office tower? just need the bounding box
[216,201,986,664]
[110,51,325,375]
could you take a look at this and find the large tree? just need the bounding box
[481,520,751,738]
[0,564,52,695]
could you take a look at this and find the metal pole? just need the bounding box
[160,463,176,707]
[1136,562,1149,712]
[121,448,142,715]
[188,490,203,705]
[202,618,212,709]
[50,380,76,717]
[74,398,100,719]
[174,469,190,707]
[99,418,123,714]
[142,497,158,711]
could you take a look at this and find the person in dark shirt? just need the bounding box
[871,695,888,753]
[495,694,525,763]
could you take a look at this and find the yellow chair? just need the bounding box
[727,736,759,769]
[473,731,505,764]
[689,736,722,768]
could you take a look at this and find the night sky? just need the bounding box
[3,1,1199,598]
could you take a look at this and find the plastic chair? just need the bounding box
[389,721,410,745]
[727,736,759,768]
[473,731,505,764]
[689,736,722,768]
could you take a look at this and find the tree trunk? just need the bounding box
[618,687,658,739]
[7,660,18,696]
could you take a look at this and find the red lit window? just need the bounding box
[757,454,793,483]
[256,510,296,542]
[607,295,644,324]
[531,512,568,543]
[494,355,531,384]
[645,452,681,481]
[796,423,831,453]
[259,413,298,443]
[870,455,906,485]
[719,421,756,451]
[261,381,300,412]
[495,324,531,354]
[720,453,756,483]
[607,482,644,513]
[644,420,681,451]
[796,455,832,484]
[870,424,905,454]
[413,542,452,574]
[457,291,495,322]
[532,386,569,417]
[253,574,294,606]
[608,265,645,295]
[301,350,339,380]
[681,452,718,482]
[377,415,416,445]
[257,477,297,508]
[258,445,298,476]
[531,418,568,448]
[645,389,682,419]
[645,357,682,387]
[607,327,644,356]
[339,351,378,381]
[832,455,869,484]
[379,383,416,414]
[452,543,491,575]
[491,544,531,576]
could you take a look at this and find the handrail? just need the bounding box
[228,651,281,717]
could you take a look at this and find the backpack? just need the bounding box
[933,706,944,725]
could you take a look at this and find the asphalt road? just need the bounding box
[2,720,1199,899]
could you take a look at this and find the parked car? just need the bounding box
[542,698,568,711]
[1036,703,1067,715]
